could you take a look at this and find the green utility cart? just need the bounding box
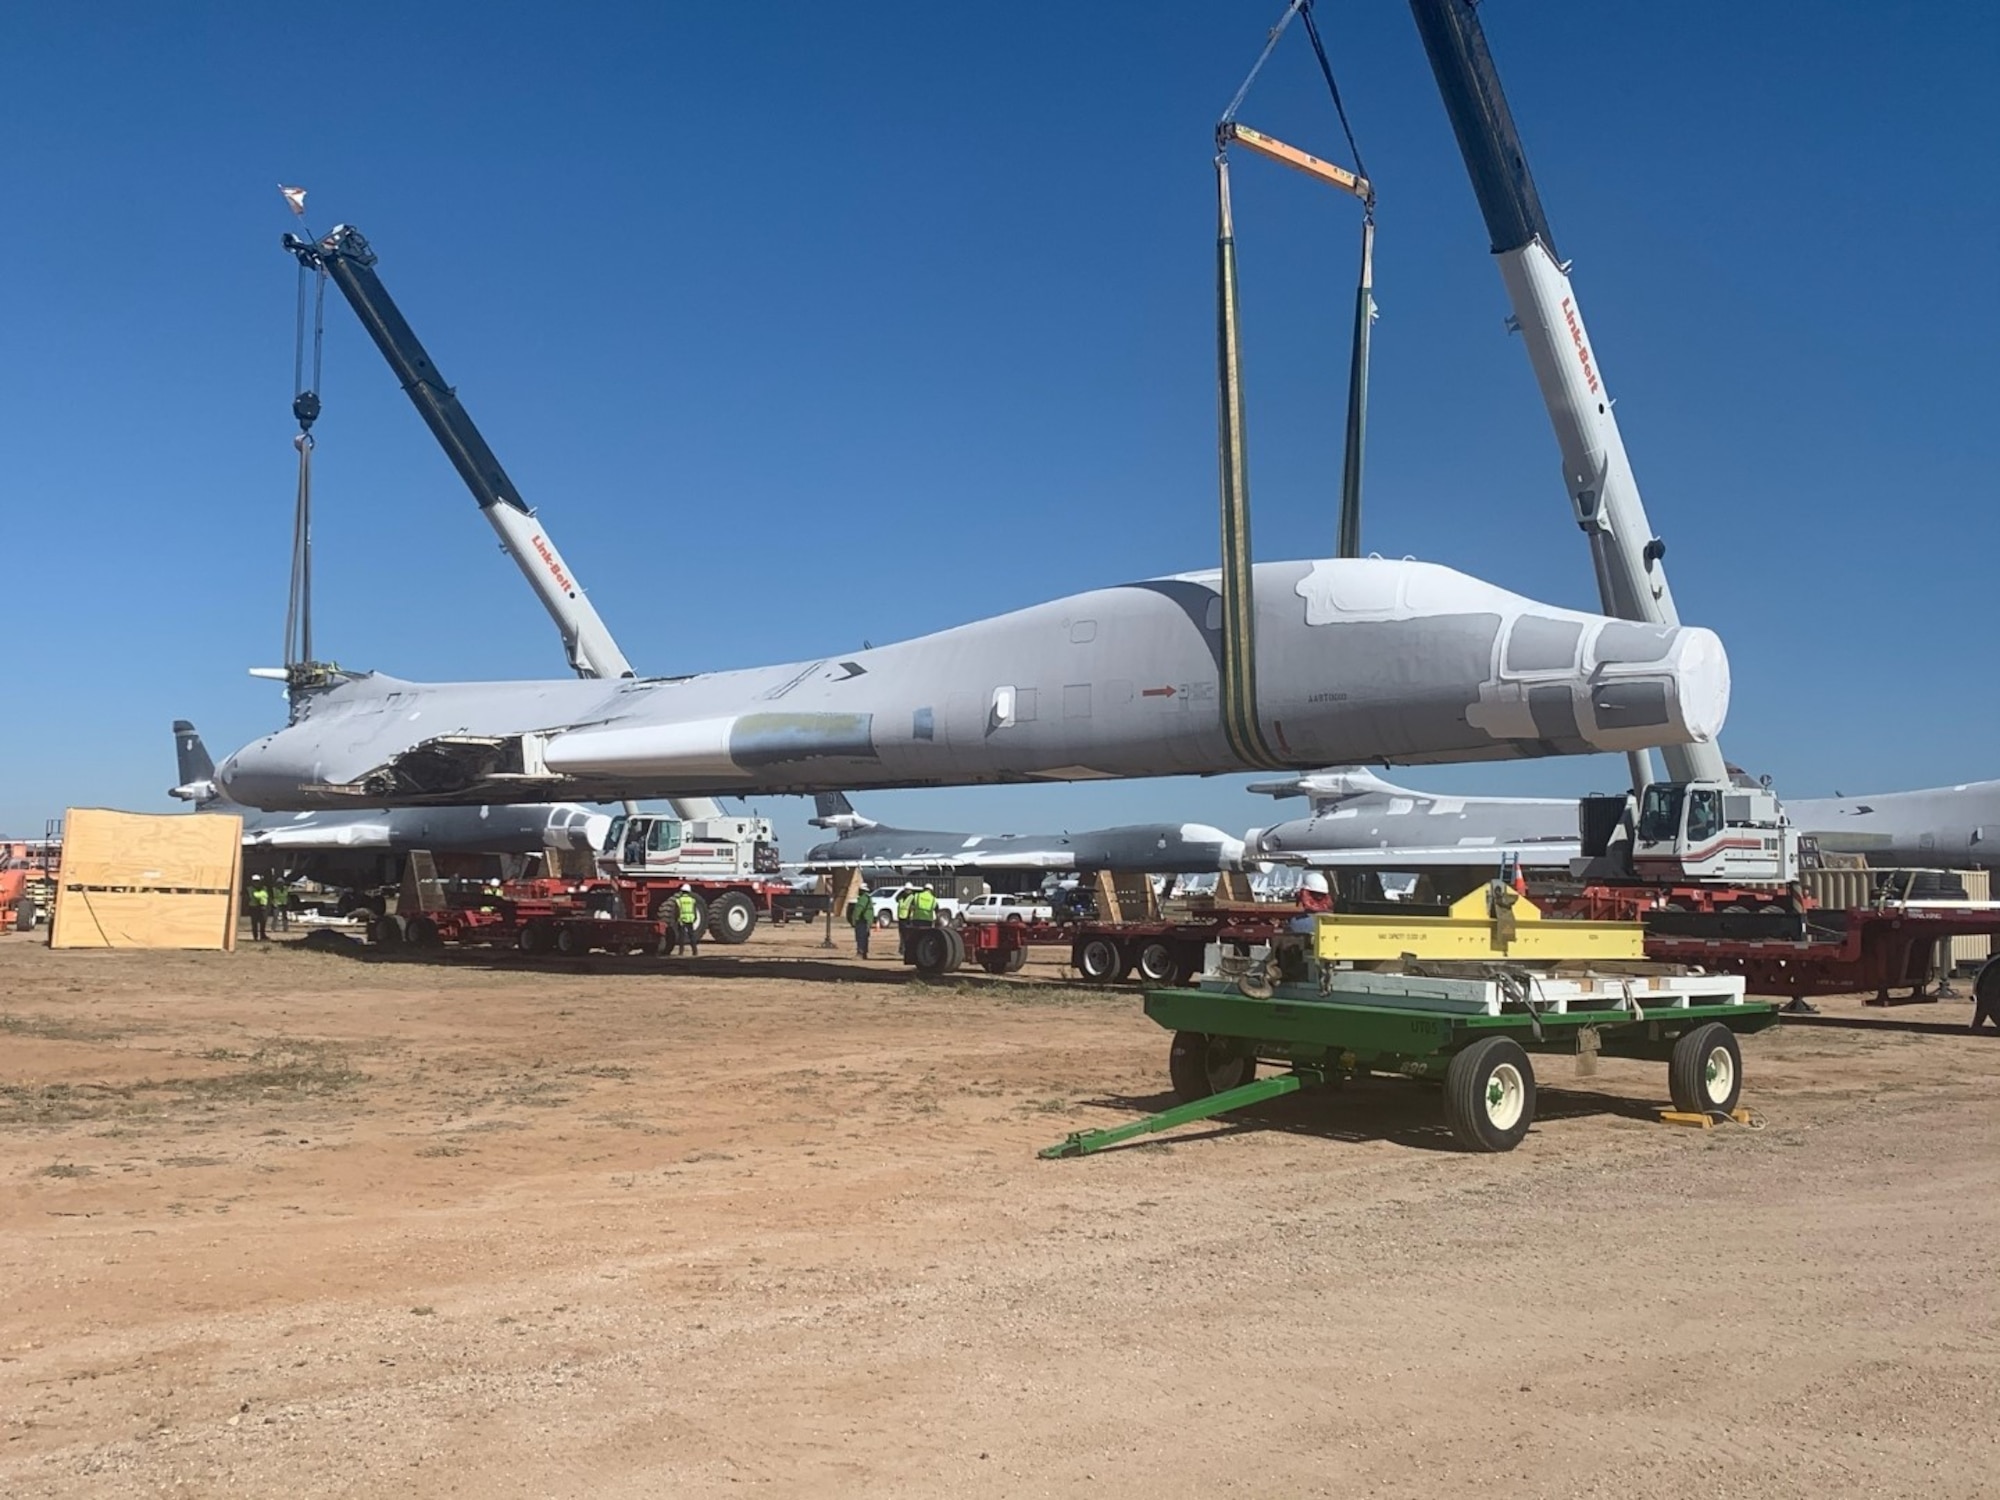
[1042,977,1784,1157]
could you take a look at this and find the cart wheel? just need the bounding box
[943,926,965,971]
[1135,941,1176,985]
[1003,946,1027,974]
[978,952,1012,975]
[1444,1037,1536,1152]
[1167,1031,1257,1103]
[707,891,758,944]
[405,915,442,949]
[1074,936,1122,984]
[370,914,405,949]
[554,925,592,957]
[1668,1022,1743,1116]
[517,923,548,955]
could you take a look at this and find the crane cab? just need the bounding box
[1629,781,1797,886]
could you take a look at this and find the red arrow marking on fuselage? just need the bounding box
[1141,686,1177,698]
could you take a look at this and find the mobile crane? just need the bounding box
[1408,0,1797,895]
[282,220,786,939]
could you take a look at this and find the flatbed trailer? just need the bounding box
[377,898,672,958]
[1043,982,1783,1157]
[1645,905,2000,1005]
[916,910,1298,982]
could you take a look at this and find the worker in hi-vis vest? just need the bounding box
[851,886,875,959]
[672,886,701,956]
[247,876,270,942]
[895,888,915,958]
[912,885,938,925]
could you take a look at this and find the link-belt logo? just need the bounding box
[530,534,575,595]
[1561,296,1600,396]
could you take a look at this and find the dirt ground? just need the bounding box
[2,923,1996,1498]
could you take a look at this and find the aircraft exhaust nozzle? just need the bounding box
[1215,834,1247,871]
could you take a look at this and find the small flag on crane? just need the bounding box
[279,185,308,216]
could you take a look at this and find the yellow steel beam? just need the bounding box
[1220,122,1372,204]
[1312,886,1647,964]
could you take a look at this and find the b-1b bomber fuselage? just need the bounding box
[218,558,1729,811]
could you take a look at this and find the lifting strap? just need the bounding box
[1213,154,1285,772]
[1212,0,1376,769]
[283,190,327,674]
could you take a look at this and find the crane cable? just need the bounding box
[1212,0,1376,771]
[284,249,328,674]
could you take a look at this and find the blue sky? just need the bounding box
[3,1,1994,851]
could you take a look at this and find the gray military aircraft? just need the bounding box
[1246,765,1584,871]
[1247,764,2000,872]
[217,557,1730,813]
[1788,782,2000,870]
[173,721,608,890]
[801,793,1246,874]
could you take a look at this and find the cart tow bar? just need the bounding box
[1039,1071,1315,1160]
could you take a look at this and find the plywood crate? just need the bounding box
[49,809,242,951]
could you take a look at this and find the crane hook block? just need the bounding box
[1642,536,1666,571]
[293,391,322,431]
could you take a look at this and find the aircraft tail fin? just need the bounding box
[174,720,215,785]
[809,791,878,832]
[170,720,220,805]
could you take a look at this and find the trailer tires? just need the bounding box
[1135,941,1177,985]
[1668,1022,1743,1116]
[1167,1031,1257,1102]
[650,892,709,941]
[1074,936,1123,984]
[910,926,960,976]
[707,891,758,945]
[404,915,442,949]
[554,925,592,957]
[370,914,404,949]
[517,923,549,955]
[1444,1037,1536,1152]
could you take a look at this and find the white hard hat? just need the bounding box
[1302,872,1330,893]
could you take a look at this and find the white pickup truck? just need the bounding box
[960,892,1055,923]
[867,885,968,927]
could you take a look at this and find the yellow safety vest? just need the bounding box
[913,890,937,920]
[674,893,698,924]
[249,886,269,908]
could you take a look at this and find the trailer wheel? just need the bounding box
[404,915,442,949]
[1668,1022,1743,1116]
[1003,945,1027,973]
[554,925,593,957]
[911,926,959,976]
[1444,1037,1536,1152]
[1167,1031,1257,1102]
[370,914,405,949]
[1171,945,1206,987]
[517,923,549,955]
[649,891,709,940]
[1074,936,1122,984]
[707,891,758,945]
[1135,941,1177,985]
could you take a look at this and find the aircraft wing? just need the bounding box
[1286,841,1581,871]
[242,822,394,850]
[794,849,1078,873]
